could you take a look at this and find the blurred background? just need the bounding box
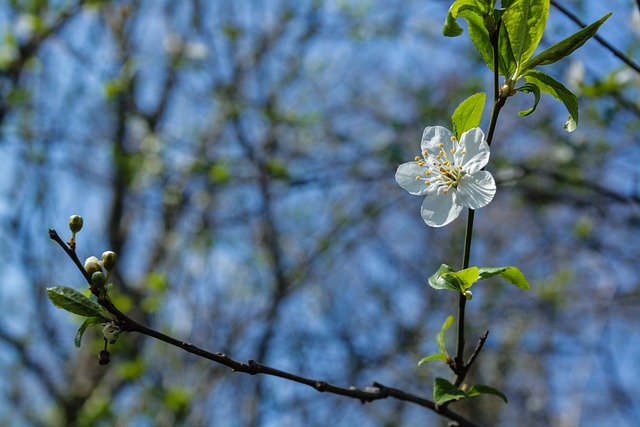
[1,0,639,426]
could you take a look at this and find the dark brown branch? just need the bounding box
[550,0,640,75]
[48,228,482,427]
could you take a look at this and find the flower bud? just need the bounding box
[68,215,83,233]
[98,349,111,365]
[101,251,117,271]
[463,290,473,300]
[84,256,103,276]
[91,271,106,289]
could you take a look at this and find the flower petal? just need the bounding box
[395,162,431,195]
[420,190,464,227]
[421,126,453,153]
[456,171,496,209]
[457,128,490,174]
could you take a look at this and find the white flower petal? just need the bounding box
[395,162,431,195]
[420,190,464,227]
[421,126,453,153]
[458,128,490,174]
[456,171,496,209]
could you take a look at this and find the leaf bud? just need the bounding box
[91,271,106,289]
[84,256,103,276]
[68,215,84,233]
[98,349,111,365]
[101,251,117,271]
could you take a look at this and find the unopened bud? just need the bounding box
[463,290,473,300]
[101,251,117,271]
[84,256,103,276]
[98,349,111,365]
[91,271,106,289]
[68,215,83,233]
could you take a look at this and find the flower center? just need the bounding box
[414,137,465,192]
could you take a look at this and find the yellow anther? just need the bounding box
[415,175,421,180]
[414,156,421,161]
[423,149,428,155]
[425,171,431,175]
[425,180,431,185]
[450,136,456,142]
[439,143,444,148]
[451,149,456,153]
[461,151,466,155]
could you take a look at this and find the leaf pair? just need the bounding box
[434,377,508,405]
[428,264,530,294]
[46,286,115,347]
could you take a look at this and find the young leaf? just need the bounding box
[46,286,105,317]
[523,69,578,131]
[436,315,455,357]
[459,9,493,69]
[428,264,459,291]
[467,384,509,403]
[478,266,530,290]
[418,353,448,366]
[440,266,480,290]
[502,0,549,65]
[434,378,467,405]
[451,93,486,139]
[515,82,540,116]
[521,13,611,72]
[443,0,489,37]
[75,316,108,348]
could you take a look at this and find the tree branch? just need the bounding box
[48,228,482,427]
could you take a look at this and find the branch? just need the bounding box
[48,228,482,427]
[550,0,640,75]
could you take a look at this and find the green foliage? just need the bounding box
[75,317,108,348]
[418,316,455,366]
[523,69,579,131]
[515,82,540,117]
[433,378,508,405]
[46,286,113,319]
[502,0,549,67]
[451,93,486,139]
[429,264,530,293]
[521,13,612,72]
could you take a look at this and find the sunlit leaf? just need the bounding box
[502,0,549,65]
[523,69,578,131]
[436,315,455,357]
[428,264,460,292]
[515,82,540,116]
[440,267,480,290]
[478,266,530,290]
[75,316,108,348]
[521,13,611,72]
[451,93,486,139]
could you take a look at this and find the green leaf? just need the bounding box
[451,93,486,139]
[521,13,611,72]
[523,69,578,131]
[515,82,540,116]
[502,0,549,66]
[440,267,480,291]
[434,378,467,405]
[458,9,493,68]
[436,315,455,356]
[46,286,105,317]
[418,353,448,366]
[74,316,108,348]
[443,0,489,37]
[478,266,530,290]
[467,384,509,403]
[428,264,461,292]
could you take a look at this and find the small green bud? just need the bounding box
[68,215,83,233]
[101,251,117,271]
[84,256,103,276]
[463,290,473,300]
[91,271,106,289]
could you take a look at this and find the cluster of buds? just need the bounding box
[84,251,118,293]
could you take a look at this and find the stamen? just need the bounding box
[414,156,421,161]
[415,175,421,180]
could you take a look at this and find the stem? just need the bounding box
[452,20,508,384]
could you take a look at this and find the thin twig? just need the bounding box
[48,228,482,427]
